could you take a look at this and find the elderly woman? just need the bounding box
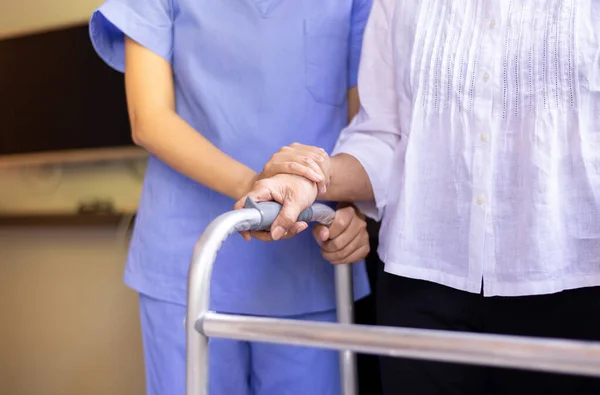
[242,1,600,394]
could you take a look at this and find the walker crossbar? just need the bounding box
[186,202,600,395]
[198,313,600,378]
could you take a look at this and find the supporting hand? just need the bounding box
[258,143,331,196]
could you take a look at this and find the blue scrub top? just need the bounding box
[90,0,372,316]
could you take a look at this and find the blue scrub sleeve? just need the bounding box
[348,0,374,88]
[89,0,174,73]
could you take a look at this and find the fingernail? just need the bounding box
[272,226,286,240]
[312,172,324,182]
[319,229,328,242]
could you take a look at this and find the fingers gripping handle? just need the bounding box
[244,197,326,231]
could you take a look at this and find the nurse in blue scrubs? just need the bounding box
[89,0,373,394]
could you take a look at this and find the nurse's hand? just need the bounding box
[314,205,370,265]
[234,173,318,241]
[259,143,331,196]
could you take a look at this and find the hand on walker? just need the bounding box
[234,173,318,241]
[315,204,370,264]
[234,143,333,241]
[257,143,331,196]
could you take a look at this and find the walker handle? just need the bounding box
[187,197,356,395]
[243,196,334,230]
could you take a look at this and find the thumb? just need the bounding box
[271,200,304,240]
[234,185,275,210]
[233,198,247,211]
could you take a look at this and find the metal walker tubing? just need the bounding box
[186,202,600,395]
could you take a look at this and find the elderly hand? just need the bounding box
[314,205,370,264]
[257,143,331,196]
[234,173,318,241]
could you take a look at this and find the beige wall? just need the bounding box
[0,227,145,395]
[1,2,147,394]
[0,0,103,39]
[0,163,146,395]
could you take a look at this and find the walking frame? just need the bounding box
[186,199,600,395]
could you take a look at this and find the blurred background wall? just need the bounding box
[0,1,147,393]
[0,0,100,38]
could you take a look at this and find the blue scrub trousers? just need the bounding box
[139,293,341,395]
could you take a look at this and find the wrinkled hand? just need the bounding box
[258,143,331,195]
[234,173,318,241]
[314,205,370,265]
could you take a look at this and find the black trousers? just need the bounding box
[377,271,600,395]
[355,219,383,395]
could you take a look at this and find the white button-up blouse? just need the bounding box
[334,0,600,296]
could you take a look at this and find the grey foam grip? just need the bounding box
[296,208,314,224]
[244,197,314,231]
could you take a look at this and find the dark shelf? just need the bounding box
[0,212,136,227]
